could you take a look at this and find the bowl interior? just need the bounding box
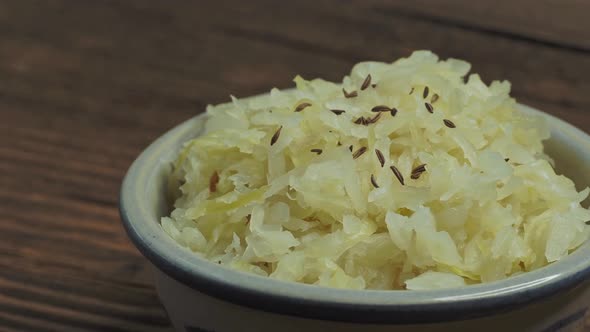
[120,103,590,323]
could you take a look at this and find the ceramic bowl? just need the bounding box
[120,102,590,332]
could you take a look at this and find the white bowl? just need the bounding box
[120,103,590,332]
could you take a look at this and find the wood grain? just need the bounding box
[0,0,588,330]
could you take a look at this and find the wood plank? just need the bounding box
[367,0,590,52]
[0,311,88,332]
[0,276,167,325]
[0,263,169,331]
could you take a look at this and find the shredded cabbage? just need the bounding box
[163,51,590,290]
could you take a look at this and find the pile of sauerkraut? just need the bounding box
[162,51,590,290]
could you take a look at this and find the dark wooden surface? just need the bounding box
[1,1,589,331]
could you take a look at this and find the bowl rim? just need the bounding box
[119,103,590,324]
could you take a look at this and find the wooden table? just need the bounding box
[1,1,589,331]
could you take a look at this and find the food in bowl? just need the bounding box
[161,51,590,290]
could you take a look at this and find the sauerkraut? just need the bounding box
[162,51,590,290]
